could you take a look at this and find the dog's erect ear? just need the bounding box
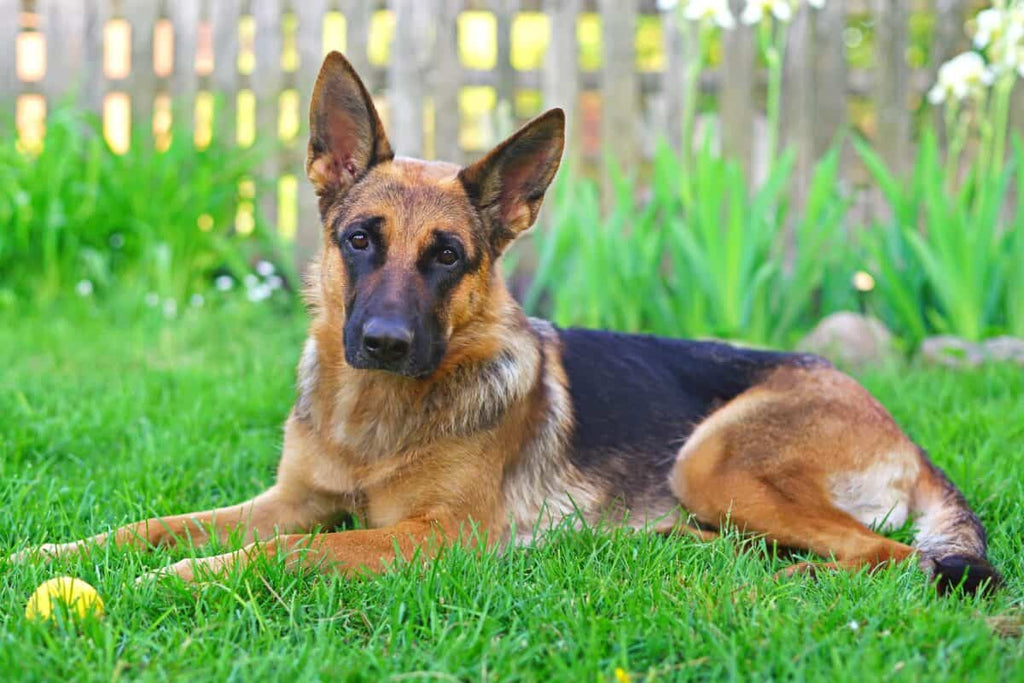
[306,51,393,201]
[458,108,565,252]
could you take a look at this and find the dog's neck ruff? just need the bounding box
[302,316,542,463]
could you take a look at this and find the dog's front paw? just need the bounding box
[8,542,82,564]
[136,558,206,584]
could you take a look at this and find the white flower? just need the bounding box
[144,292,160,307]
[266,274,284,291]
[998,18,1024,75]
[807,0,826,8]
[75,280,93,297]
[256,260,276,277]
[848,620,860,632]
[243,274,259,289]
[682,0,736,29]
[741,0,793,25]
[189,293,205,308]
[162,298,178,319]
[927,51,994,105]
[215,275,234,291]
[657,0,679,11]
[973,8,1005,49]
[246,283,272,303]
[974,6,1024,75]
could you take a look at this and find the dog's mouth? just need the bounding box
[344,343,445,380]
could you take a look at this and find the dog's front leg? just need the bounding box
[9,412,350,564]
[141,515,463,582]
[8,484,347,563]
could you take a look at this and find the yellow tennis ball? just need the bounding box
[25,577,104,622]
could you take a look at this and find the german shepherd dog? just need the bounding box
[12,53,999,594]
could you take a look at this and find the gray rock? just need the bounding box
[919,336,985,368]
[981,336,1024,365]
[797,312,896,367]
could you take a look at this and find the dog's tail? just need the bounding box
[911,448,1001,595]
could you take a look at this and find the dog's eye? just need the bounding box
[437,248,459,266]
[349,232,370,250]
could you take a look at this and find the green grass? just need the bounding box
[2,304,1022,681]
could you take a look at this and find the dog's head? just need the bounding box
[306,52,564,379]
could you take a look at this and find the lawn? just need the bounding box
[1,303,1022,681]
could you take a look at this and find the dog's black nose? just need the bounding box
[362,318,413,364]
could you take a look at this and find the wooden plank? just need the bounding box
[125,0,160,146]
[388,0,436,157]
[80,0,109,113]
[169,0,201,137]
[872,0,909,176]
[293,0,328,272]
[782,3,813,195]
[928,0,964,147]
[0,0,20,115]
[211,0,242,140]
[542,0,580,171]
[41,0,87,104]
[343,0,373,92]
[659,6,692,155]
[811,0,846,158]
[597,0,639,201]
[720,0,755,174]
[491,0,517,132]
[433,0,463,163]
[253,0,283,231]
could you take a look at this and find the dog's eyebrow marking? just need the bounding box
[333,215,385,248]
[341,215,384,235]
[430,229,465,251]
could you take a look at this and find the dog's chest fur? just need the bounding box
[293,317,590,536]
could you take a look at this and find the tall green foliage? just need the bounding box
[0,106,278,302]
[519,140,852,347]
[857,132,1023,344]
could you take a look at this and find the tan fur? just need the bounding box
[668,366,920,571]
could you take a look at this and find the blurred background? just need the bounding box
[1,0,1022,353]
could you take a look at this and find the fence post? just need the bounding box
[598,0,638,206]
[125,0,159,147]
[169,0,201,138]
[389,0,435,157]
[42,0,87,105]
[721,0,755,176]
[660,7,695,156]
[492,0,517,137]
[211,0,241,141]
[542,0,580,174]
[783,4,814,203]
[872,0,909,176]
[294,0,328,275]
[81,0,108,114]
[812,0,846,159]
[253,0,284,233]
[343,0,374,93]
[433,0,462,163]
[0,0,19,120]
[929,0,965,148]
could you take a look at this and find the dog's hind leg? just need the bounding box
[667,366,922,578]
[672,434,916,575]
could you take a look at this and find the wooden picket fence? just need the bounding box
[0,0,1000,268]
